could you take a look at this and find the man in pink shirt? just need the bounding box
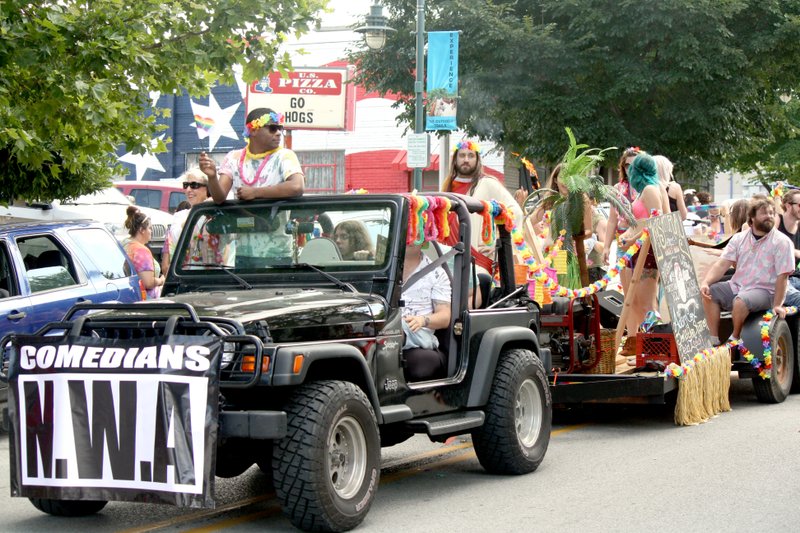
[700,197,795,345]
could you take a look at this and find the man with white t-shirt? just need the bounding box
[198,108,305,267]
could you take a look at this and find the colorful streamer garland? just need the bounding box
[402,193,788,381]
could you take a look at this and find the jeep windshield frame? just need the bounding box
[165,195,405,297]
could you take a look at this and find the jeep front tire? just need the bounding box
[273,381,380,531]
[472,348,552,475]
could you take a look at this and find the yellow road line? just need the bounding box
[124,424,586,532]
[181,504,282,533]
[117,493,275,533]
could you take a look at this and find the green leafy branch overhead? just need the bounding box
[0,0,328,204]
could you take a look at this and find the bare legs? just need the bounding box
[625,270,659,336]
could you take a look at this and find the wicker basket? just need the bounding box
[586,329,617,374]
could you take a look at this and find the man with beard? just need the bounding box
[700,197,795,345]
[441,141,522,272]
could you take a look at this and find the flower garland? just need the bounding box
[400,196,793,383]
[244,111,285,136]
[664,306,797,380]
[453,140,481,153]
[543,230,567,268]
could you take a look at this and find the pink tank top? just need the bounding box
[632,198,649,219]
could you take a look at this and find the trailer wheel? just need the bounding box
[29,498,107,517]
[753,319,794,403]
[472,348,552,475]
[273,381,380,532]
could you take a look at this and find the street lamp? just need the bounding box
[354,1,395,51]
[357,0,426,192]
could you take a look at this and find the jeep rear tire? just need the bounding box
[29,498,107,517]
[472,348,551,475]
[273,381,380,531]
[753,319,794,403]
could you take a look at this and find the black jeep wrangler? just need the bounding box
[5,193,551,531]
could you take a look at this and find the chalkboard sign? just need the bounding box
[648,211,712,362]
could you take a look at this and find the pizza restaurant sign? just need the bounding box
[247,68,348,130]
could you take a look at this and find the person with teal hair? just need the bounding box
[618,152,671,352]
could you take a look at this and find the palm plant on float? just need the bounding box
[523,128,636,288]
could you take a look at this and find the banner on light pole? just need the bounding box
[425,31,458,131]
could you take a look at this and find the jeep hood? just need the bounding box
[161,288,385,342]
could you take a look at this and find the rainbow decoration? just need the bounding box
[401,193,787,384]
[664,307,797,380]
[453,140,481,153]
[193,115,215,132]
[244,111,285,137]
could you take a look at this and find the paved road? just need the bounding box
[1,377,798,532]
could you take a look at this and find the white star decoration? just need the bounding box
[189,93,240,151]
[118,135,166,181]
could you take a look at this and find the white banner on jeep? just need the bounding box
[8,336,222,508]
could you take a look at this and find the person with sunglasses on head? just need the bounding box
[199,107,304,203]
[161,167,210,273]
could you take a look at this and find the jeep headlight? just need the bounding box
[221,341,236,369]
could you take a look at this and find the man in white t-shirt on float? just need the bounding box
[198,107,305,267]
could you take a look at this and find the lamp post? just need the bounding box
[357,0,426,192]
[354,1,395,51]
[412,0,425,192]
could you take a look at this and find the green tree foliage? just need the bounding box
[0,0,328,203]
[349,0,800,183]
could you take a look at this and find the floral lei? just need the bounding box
[453,140,480,153]
[402,194,790,381]
[244,111,285,137]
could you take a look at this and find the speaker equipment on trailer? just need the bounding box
[597,290,624,328]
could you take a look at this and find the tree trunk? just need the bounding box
[572,233,590,288]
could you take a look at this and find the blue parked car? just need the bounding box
[0,220,143,408]
[0,220,144,336]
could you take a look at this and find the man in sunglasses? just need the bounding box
[778,189,800,293]
[198,107,304,268]
[199,107,305,204]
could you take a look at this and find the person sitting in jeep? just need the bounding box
[402,241,451,380]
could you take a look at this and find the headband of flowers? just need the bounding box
[453,140,481,153]
[244,111,285,137]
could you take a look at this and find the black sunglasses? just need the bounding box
[183,181,207,190]
[266,124,284,133]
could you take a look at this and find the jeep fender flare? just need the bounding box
[467,326,540,408]
[271,343,383,422]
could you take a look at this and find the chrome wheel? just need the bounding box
[328,415,367,499]
[516,378,543,448]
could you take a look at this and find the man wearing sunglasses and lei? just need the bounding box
[198,107,305,267]
[200,107,304,203]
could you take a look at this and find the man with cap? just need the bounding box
[199,107,304,203]
[442,140,523,272]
